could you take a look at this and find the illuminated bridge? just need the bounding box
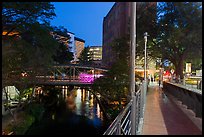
[35,64,108,86]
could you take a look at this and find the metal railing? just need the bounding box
[103,81,147,135]
[169,76,202,90]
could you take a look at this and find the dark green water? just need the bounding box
[25,86,108,135]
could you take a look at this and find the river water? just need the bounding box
[25,86,109,135]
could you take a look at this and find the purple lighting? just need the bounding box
[79,73,103,83]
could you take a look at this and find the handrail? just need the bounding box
[103,81,147,135]
[103,101,132,135]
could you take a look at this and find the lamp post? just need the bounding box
[130,2,136,135]
[144,32,149,83]
[143,32,149,119]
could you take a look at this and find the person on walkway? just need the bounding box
[158,79,161,87]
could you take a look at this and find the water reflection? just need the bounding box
[26,86,107,135]
[65,87,104,125]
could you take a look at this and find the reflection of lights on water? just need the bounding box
[97,93,101,98]
[76,88,81,98]
[52,114,55,120]
[75,88,82,115]
[91,94,94,98]
[96,104,101,118]
[82,89,85,101]
[62,86,68,97]
[65,88,104,123]
[86,91,89,101]
[89,95,94,107]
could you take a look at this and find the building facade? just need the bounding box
[102,2,130,68]
[102,2,157,68]
[50,31,70,50]
[74,37,85,63]
[67,31,76,61]
[87,46,102,67]
[87,46,102,61]
[51,31,85,64]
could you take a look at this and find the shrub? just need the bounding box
[13,114,35,135]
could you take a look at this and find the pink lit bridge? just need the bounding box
[35,64,108,86]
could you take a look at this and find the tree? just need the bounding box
[150,2,202,79]
[93,37,130,113]
[51,26,74,64]
[52,43,73,64]
[136,2,158,58]
[2,3,58,119]
[2,2,57,87]
[78,46,91,65]
[2,2,55,36]
[2,23,59,88]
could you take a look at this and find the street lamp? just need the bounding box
[144,32,149,83]
[130,2,136,135]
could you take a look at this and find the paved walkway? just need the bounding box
[142,82,202,135]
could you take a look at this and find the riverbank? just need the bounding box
[2,102,44,135]
[2,110,32,135]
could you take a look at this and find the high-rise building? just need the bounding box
[102,2,157,68]
[74,37,85,63]
[87,46,102,67]
[87,46,102,61]
[51,31,85,64]
[67,32,86,64]
[50,31,70,49]
[67,31,76,60]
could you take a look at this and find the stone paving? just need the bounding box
[142,82,202,135]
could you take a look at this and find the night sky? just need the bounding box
[50,2,115,47]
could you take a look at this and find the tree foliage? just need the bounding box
[136,2,158,58]
[93,37,130,111]
[2,2,57,89]
[2,2,56,36]
[150,2,202,78]
[78,46,92,65]
[51,26,74,64]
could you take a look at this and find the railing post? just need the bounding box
[140,83,144,118]
[132,96,136,135]
[144,81,147,107]
[136,82,146,135]
[117,121,121,135]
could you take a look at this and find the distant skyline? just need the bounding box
[50,2,115,47]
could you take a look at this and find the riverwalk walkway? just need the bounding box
[142,82,202,135]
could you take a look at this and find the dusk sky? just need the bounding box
[50,2,115,47]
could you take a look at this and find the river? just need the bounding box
[25,86,109,135]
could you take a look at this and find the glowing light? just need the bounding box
[79,73,103,83]
[21,72,28,77]
[52,114,55,120]
[89,95,94,107]
[75,88,82,115]
[96,103,101,118]
[97,93,101,98]
[76,88,81,97]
